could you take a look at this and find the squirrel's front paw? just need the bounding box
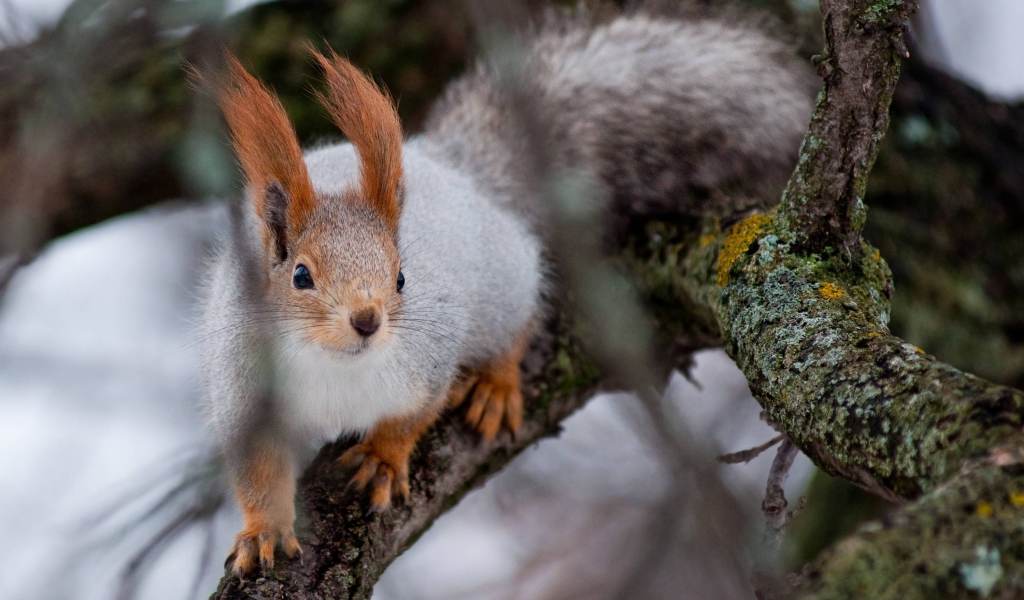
[449,368,523,442]
[338,442,411,512]
[227,525,301,577]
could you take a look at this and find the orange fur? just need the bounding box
[312,48,403,231]
[228,441,301,576]
[338,404,444,511]
[196,51,316,246]
[448,329,530,441]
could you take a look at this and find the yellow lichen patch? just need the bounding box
[874,249,881,261]
[914,346,926,355]
[699,234,717,248]
[819,282,844,299]
[716,214,772,286]
[866,332,882,339]
[976,503,994,518]
[1010,493,1024,507]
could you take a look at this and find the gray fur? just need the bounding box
[424,8,816,226]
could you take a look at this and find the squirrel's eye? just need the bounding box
[396,270,405,293]
[293,264,314,290]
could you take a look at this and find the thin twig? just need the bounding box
[718,434,784,464]
[750,438,805,600]
[762,438,800,548]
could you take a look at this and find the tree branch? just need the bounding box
[777,0,913,254]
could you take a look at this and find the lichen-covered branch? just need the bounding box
[625,203,1024,597]
[664,218,1024,503]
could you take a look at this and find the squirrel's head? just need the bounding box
[199,48,405,357]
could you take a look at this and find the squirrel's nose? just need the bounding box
[350,308,381,337]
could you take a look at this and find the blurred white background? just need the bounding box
[1,1,1022,599]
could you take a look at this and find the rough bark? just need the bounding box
[652,218,1024,503]
[625,208,1024,599]
[776,0,910,254]
[803,449,1024,599]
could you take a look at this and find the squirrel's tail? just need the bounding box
[423,4,816,228]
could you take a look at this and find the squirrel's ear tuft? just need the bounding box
[190,51,316,261]
[312,47,403,232]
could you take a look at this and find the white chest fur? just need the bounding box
[273,335,426,445]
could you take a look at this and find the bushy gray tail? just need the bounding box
[423,5,816,228]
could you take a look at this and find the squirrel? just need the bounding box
[198,4,815,577]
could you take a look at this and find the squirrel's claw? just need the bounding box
[342,447,380,492]
[451,333,527,442]
[227,525,301,578]
[393,463,411,503]
[338,443,408,512]
[460,372,523,442]
[446,374,480,409]
[229,532,261,578]
[281,531,302,560]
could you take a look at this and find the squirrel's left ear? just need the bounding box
[312,47,403,233]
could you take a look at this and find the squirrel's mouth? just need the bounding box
[321,345,365,358]
[321,338,378,359]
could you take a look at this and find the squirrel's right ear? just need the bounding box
[189,51,315,263]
